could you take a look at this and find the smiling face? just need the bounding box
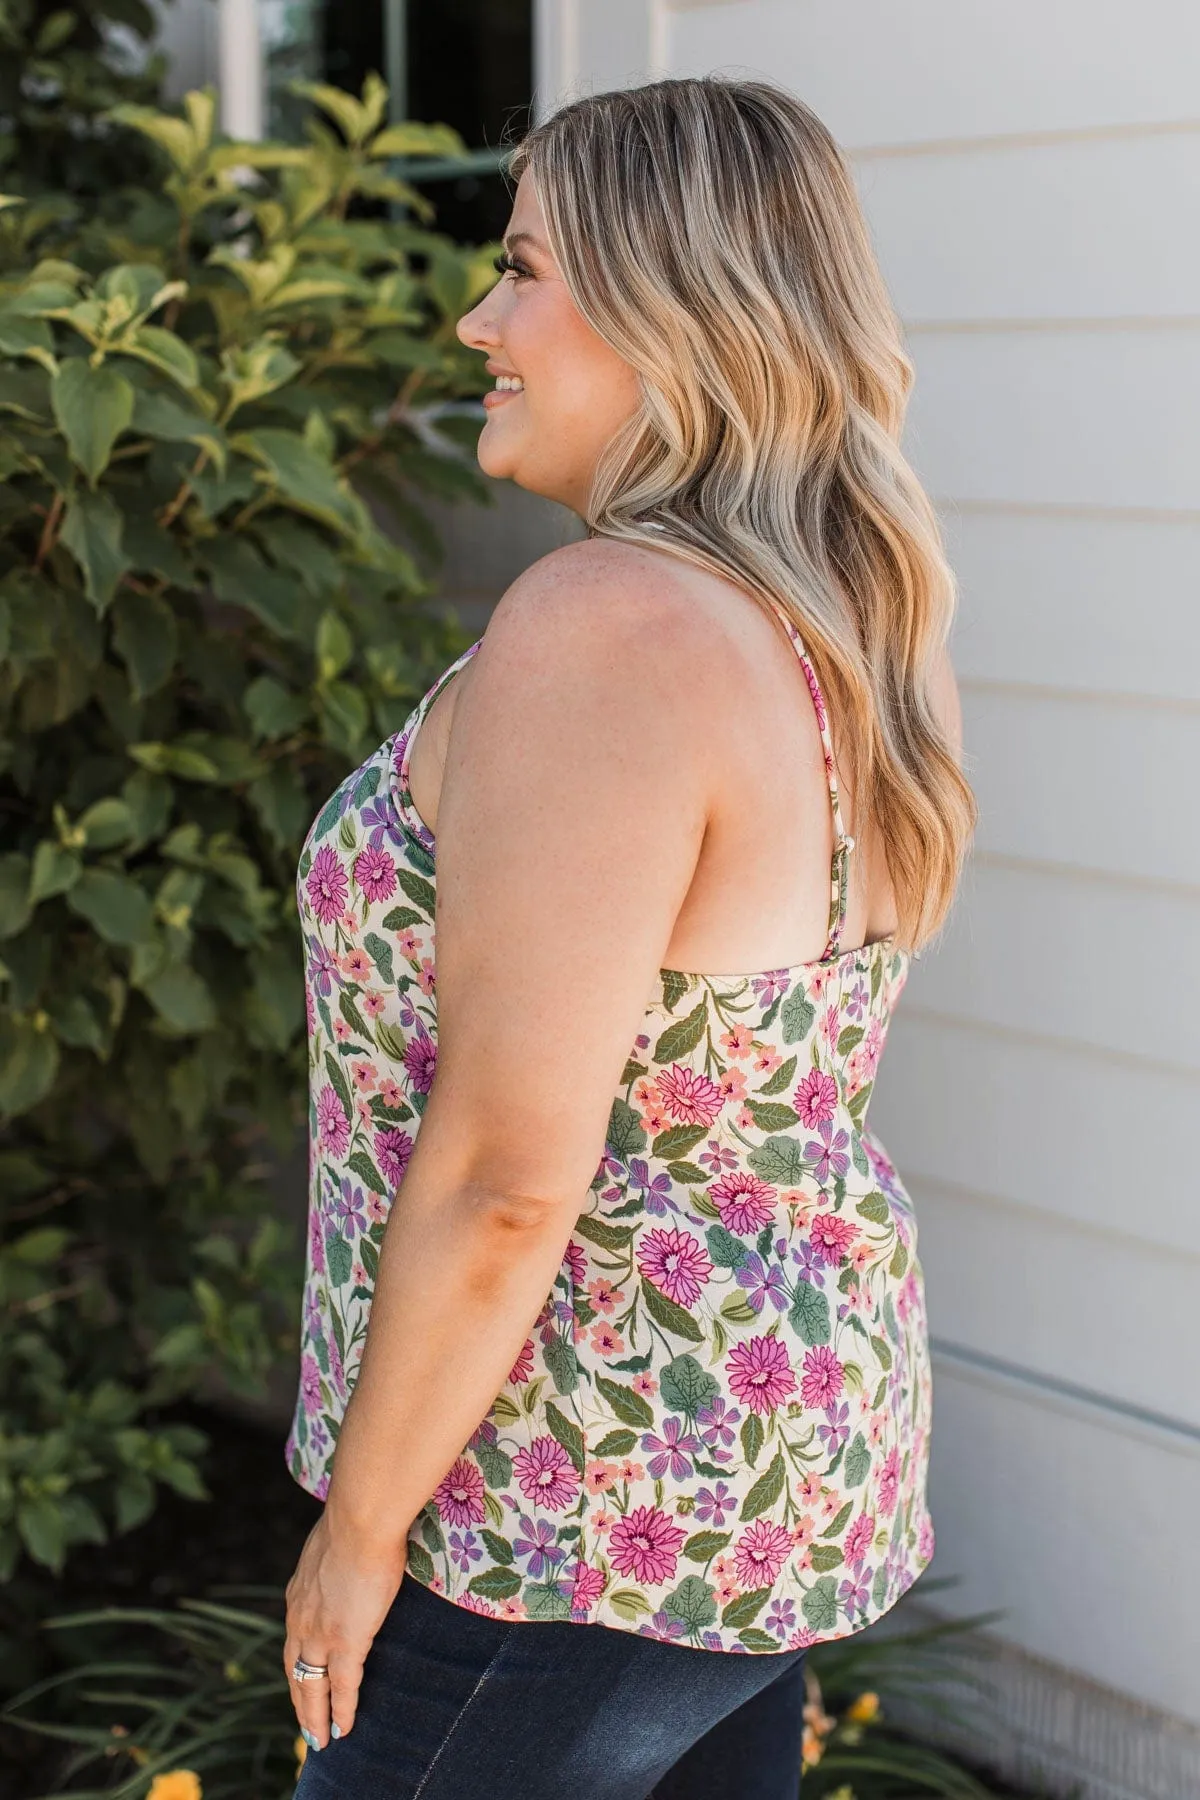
[455,170,644,516]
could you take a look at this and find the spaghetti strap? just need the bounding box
[764,601,855,959]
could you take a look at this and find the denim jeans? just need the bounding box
[294,1570,808,1800]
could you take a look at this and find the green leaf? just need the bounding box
[361,931,395,986]
[801,1575,838,1633]
[740,1413,764,1469]
[682,1530,731,1563]
[659,1353,720,1418]
[468,1566,521,1601]
[705,1224,751,1270]
[844,1432,871,1488]
[738,1627,780,1652]
[0,854,33,939]
[77,797,135,849]
[837,1024,865,1057]
[664,1575,717,1631]
[591,1429,637,1458]
[788,1280,831,1347]
[51,357,134,485]
[523,1580,572,1621]
[744,1098,801,1133]
[347,1150,386,1195]
[16,1498,68,1571]
[112,591,179,699]
[139,961,216,1032]
[29,840,81,903]
[130,388,224,465]
[720,1585,772,1628]
[571,1214,634,1252]
[116,326,199,390]
[822,1500,853,1539]
[323,1050,353,1120]
[326,1234,352,1287]
[652,1000,707,1064]
[543,1401,585,1476]
[780,988,816,1042]
[234,427,359,534]
[856,1190,891,1224]
[60,489,130,612]
[67,868,154,944]
[204,536,305,637]
[809,1543,845,1573]
[243,674,309,741]
[739,1450,785,1522]
[640,1277,704,1344]
[595,1376,654,1429]
[0,1017,60,1118]
[316,607,354,680]
[480,1529,514,1565]
[543,1335,579,1396]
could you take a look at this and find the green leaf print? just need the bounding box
[719,1294,758,1325]
[380,906,423,931]
[744,1098,801,1133]
[848,1085,873,1131]
[375,1019,407,1061]
[605,1097,647,1161]
[665,1575,718,1631]
[653,1000,708,1063]
[801,1576,839,1633]
[362,931,395,985]
[740,1413,764,1468]
[659,1354,720,1418]
[421,1511,445,1553]
[347,1150,386,1195]
[869,1334,893,1371]
[836,1024,865,1056]
[756,1053,797,1096]
[572,1214,635,1251]
[396,866,436,918]
[650,1123,708,1160]
[660,969,691,1011]
[592,1428,638,1457]
[469,1567,522,1601]
[809,1544,844,1573]
[890,1239,909,1278]
[683,1530,732,1562]
[665,1160,708,1184]
[747,1136,807,1186]
[720,1585,772,1627]
[740,1450,785,1522]
[856,1190,890,1224]
[872,1565,890,1609]
[851,1132,870,1174]
[609,1587,652,1620]
[475,1441,513,1489]
[640,1278,705,1344]
[406,1541,435,1583]
[822,1500,853,1538]
[326,1236,352,1287]
[738,1628,779,1652]
[705,1224,751,1269]
[543,1402,586,1476]
[596,1375,654,1428]
[844,1432,871,1488]
[543,1336,579,1395]
[481,1530,514,1564]
[524,1580,572,1620]
[780,988,815,1042]
[788,1280,831,1346]
[323,1050,353,1120]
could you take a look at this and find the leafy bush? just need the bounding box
[0,75,499,1580]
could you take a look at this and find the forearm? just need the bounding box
[323,1148,581,1548]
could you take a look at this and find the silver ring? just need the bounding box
[292,1657,330,1682]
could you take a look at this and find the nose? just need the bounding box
[456,292,498,352]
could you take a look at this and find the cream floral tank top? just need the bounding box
[286,600,935,1654]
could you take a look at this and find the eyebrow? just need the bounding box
[503,230,549,255]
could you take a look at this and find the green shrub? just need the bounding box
[0,75,499,1580]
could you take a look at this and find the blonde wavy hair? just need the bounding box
[505,76,976,953]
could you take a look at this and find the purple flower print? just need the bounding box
[374,1126,413,1194]
[354,843,398,903]
[300,1354,322,1416]
[804,1118,851,1184]
[306,845,348,925]
[306,935,342,998]
[405,1027,437,1094]
[432,1458,485,1526]
[513,1436,581,1511]
[513,1514,566,1579]
[638,1610,688,1642]
[637,1226,713,1307]
[845,978,869,1021]
[308,1210,325,1276]
[817,1400,851,1455]
[839,1566,872,1621]
[449,1529,482,1572]
[359,793,405,853]
[698,1137,739,1177]
[791,1241,826,1286]
[801,1346,846,1410]
[334,1177,367,1236]
[640,1417,702,1482]
[766,1597,797,1639]
[316,1086,349,1158]
[628,1157,675,1217]
[696,1396,741,1460]
[735,1254,788,1313]
[694,1481,734,1527]
[307,1419,329,1460]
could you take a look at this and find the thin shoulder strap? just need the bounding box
[769,604,856,958]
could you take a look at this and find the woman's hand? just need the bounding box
[284,1508,408,1751]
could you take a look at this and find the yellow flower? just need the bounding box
[826,1788,857,1799]
[846,1690,881,1725]
[801,1725,825,1770]
[147,1773,202,1800]
[295,1735,308,1777]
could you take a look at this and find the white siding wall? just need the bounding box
[539,0,1200,1744]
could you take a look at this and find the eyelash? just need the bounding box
[493,251,531,281]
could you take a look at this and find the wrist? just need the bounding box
[322,1487,413,1564]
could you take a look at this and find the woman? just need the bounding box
[284,75,974,1800]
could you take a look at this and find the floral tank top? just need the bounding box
[286,600,935,1655]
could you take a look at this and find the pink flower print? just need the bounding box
[507,1338,535,1385]
[711,1171,776,1237]
[752,1044,783,1077]
[363,989,387,1018]
[354,844,397,903]
[805,1119,850,1184]
[716,1066,749,1104]
[699,1138,740,1177]
[797,1473,823,1507]
[717,1023,756,1060]
[306,845,348,924]
[794,1068,838,1128]
[513,1435,581,1511]
[564,1558,606,1615]
[374,1127,413,1194]
[632,1371,658,1399]
[844,1513,875,1568]
[878,1446,901,1517]
[499,1595,528,1621]
[404,1027,437,1093]
[342,949,372,982]
[918,1516,936,1562]
[588,1278,622,1313]
[378,1077,403,1107]
[801,1344,845,1409]
[818,1003,840,1046]
[589,1320,625,1357]
[734,1518,793,1589]
[350,1059,377,1092]
[637,1226,713,1307]
[655,1063,725,1128]
[726,1336,797,1415]
[608,1505,687,1587]
[460,1592,497,1617]
[809,1211,857,1268]
[615,1458,645,1484]
[333,1017,350,1042]
[304,983,315,1035]
[433,1456,486,1526]
[585,1461,619,1495]
[562,1240,587,1286]
[300,1354,323,1416]
[801,653,827,730]
[308,1209,325,1275]
[316,1085,349,1158]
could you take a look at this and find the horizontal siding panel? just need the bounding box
[857,133,1200,321]
[896,862,1200,1071]
[916,1185,1200,1427]
[943,510,1200,703]
[869,1014,1198,1257]
[904,332,1200,511]
[925,1365,1200,1723]
[962,687,1200,886]
[666,1,1200,147]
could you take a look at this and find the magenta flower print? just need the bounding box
[433,1456,486,1526]
[563,1558,606,1616]
[316,1085,349,1158]
[507,1338,535,1385]
[608,1505,687,1587]
[805,1118,851,1184]
[877,1446,902,1517]
[513,1436,581,1511]
[638,1226,713,1308]
[801,1344,845,1410]
[726,1336,797,1415]
[354,843,397,904]
[656,1062,724,1128]
[300,1354,323,1416]
[844,1513,875,1568]
[809,1211,857,1268]
[710,1171,776,1237]
[374,1126,413,1194]
[734,1518,793,1588]
[308,1209,325,1276]
[404,1027,437,1093]
[306,845,348,924]
[794,1068,838,1128]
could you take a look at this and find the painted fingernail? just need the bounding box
[302,1728,320,1752]
[330,1723,342,1739]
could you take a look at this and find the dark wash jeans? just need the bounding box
[295,1570,808,1800]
